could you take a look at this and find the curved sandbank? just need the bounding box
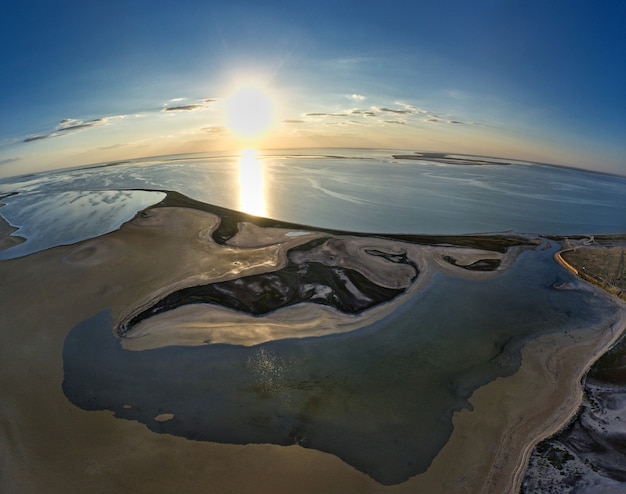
[522,239,626,491]
[1,202,623,492]
[113,205,520,350]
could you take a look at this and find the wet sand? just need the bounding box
[1,206,624,493]
[0,202,23,252]
[522,239,626,491]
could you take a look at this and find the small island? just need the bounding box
[392,152,512,166]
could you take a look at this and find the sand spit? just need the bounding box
[392,152,511,166]
[1,204,623,493]
[114,210,519,350]
[521,239,626,492]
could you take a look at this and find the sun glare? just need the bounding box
[225,85,274,140]
[238,148,266,217]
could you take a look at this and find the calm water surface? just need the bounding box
[1,150,625,259]
[62,241,619,484]
[4,150,623,483]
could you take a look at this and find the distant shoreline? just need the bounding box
[392,152,511,166]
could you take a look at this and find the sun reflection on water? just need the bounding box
[238,149,266,217]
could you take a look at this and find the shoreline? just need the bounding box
[519,240,626,490]
[385,303,626,493]
[1,205,625,492]
[113,208,522,350]
[507,310,626,492]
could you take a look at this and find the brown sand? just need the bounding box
[1,207,624,493]
[0,204,24,252]
[119,216,513,350]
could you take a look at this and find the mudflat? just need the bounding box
[1,204,623,493]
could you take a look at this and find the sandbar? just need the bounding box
[1,205,624,493]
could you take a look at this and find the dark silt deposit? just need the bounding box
[62,233,617,485]
[117,236,416,337]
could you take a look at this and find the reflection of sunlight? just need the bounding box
[238,149,266,217]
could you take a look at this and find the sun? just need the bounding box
[224,84,275,140]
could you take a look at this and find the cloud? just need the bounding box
[97,144,125,150]
[283,119,305,123]
[305,112,349,117]
[163,98,216,112]
[304,102,473,130]
[57,118,104,132]
[378,107,412,115]
[350,109,376,117]
[395,102,429,114]
[349,94,366,101]
[163,104,204,112]
[421,117,465,125]
[23,134,53,143]
[0,157,20,166]
[201,126,226,134]
[23,117,106,143]
[20,95,218,145]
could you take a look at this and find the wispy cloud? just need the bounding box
[0,157,20,166]
[20,96,219,145]
[163,104,204,112]
[23,117,106,142]
[201,126,226,134]
[349,93,366,101]
[57,118,104,131]
[350,109,376,117]
[378,107,412,115]
[23,134,52,143]
[420,116,469,125]
[395,102,428,114]
[162,99,216,112]
[299,101,481,130]
[305,112,349,117]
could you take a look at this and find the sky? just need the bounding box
[0,0,625,177]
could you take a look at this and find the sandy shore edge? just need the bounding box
[505,310,626,493]
[1,206,623,493]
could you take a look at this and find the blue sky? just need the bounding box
[1,0,624,177]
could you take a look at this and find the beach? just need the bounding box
[1,204,624,492]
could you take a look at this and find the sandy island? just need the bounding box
[1,205,624,493]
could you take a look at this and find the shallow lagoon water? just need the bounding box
[1,150,625,260]
[3,150,625,487]
[62,240,618,484]
[0,190,165,259]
